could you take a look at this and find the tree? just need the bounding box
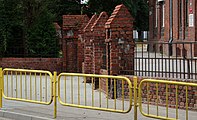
[0,0,60,57]
[0,0,23,56]
[85,0,149,40]
[49,0,81,25]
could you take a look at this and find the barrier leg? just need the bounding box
[53,72,57,118]
[0,68,2,108]
[133,76,138,120]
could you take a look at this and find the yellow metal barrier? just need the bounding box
[57,73,133,113]
[0,68,2,108]
[2,68,53,105]
[138,79,197,120]
[2,68,196,120]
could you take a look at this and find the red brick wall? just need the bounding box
[128,76,197,110]
[92,12,109,74]
[66,39,78,72]
[149,0,197,57]
[83,14,98,74]
[0,58,62,72]
[100,75,197,110]
[62,15,89,73]
[105,4,134,75]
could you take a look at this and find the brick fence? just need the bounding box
[0,58,62,73]
[100,70,197,110]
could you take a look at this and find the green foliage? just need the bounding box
[0,0,23,56]
[49,0,81,25]
[85,0,149,31]
[0,0,60,57]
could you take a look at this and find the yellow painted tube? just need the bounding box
[71,76,73,104]
[175,85,178,119]
[156,83,159,116]
[53,72,57,119]
[186,86,188,120]
[92,77,94,107]
[6,71,8,97]
[78,76,80,105]
[166,84,168,118]
[30,73,32,100]
[15,72,18,98]
[40,73,42,101]
[147,83,150,114]
[20,72,22,98]
[133,76,138,120]
[106,78,109,109]
[64,76,66,103]
[45,73,47,102]
[29,72,32,100]
[114,79,116,110]
[0,68,3,108]
[11,71,13,97]
[25,72,27,99]
[35,73,37,101]
[84,77,87,106]
[99,78,101,107]
[122,80,124,111]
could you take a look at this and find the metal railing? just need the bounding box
[138,79,197,120]
[57,73,133,113]
[0,68,197,120]
[135,41,197,80]
[1,68,53,105]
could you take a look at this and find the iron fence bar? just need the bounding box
[190,43,193,79]
[176,43,178,78]
[142,43,144,76]
[135,42,197,79]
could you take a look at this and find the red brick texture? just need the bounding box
[105,4,134,75]
[62,15,89,72]
[99,74,197,110]
[83,14,98,74]
[0,58,62,72]
[91,12,109,74]
[149,0,197,57]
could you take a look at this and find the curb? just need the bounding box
[0,110,54,120]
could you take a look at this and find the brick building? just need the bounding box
[149,0,197,56]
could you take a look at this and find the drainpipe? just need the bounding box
[169,0,173,56]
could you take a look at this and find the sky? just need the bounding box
[81,0,89,4]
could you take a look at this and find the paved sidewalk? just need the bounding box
[1,97,197,120]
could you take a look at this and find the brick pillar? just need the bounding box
[173,0,179,40]
[62,39,67,72]
[77,35,85,73]
[66,39,78,72]
[84,38,93,74]
[83,15,98,74]
[164,0,170,42]
[91,12,108,74]
[182,0,186,40]
[105,4,134,75]
[149,0,155,41]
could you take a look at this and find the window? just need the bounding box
[155,1,158,27]
[162,4,165,27]
[186,0,189,27]
[179,0,182,28]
